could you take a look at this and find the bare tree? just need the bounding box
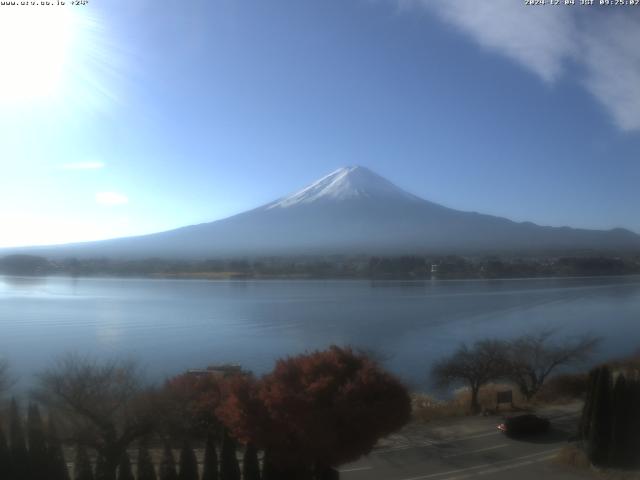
[34,354,158,480]
[505,331,600,400]
[431,340,509,413]
[0,359,12,398]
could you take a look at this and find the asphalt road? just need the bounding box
[339,404,589,480]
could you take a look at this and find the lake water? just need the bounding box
[1,275,639,389]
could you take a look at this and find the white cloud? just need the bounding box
[579,14,640,132]
[419,0,575,83]
[408,0,640,132]
[61,161,105,170]
[95,191,129,206]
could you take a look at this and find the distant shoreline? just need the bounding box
[1,252,639,281]
[148,270,640,281]
[3,271,640,284]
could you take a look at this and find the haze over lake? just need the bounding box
[1,275,639,389]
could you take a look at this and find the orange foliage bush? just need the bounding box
[217,346,411,470]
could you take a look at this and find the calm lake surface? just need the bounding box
[1,275,639,389]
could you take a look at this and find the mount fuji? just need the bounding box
[12,166,640,258]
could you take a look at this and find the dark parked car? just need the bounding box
[497,414,550,436]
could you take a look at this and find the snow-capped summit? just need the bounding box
[266,166,420,209]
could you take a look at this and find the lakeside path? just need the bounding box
[340,403,593,480]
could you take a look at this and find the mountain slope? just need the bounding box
[12,166,640,258]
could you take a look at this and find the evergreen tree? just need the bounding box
[158,444,178,480]
[74,444,94,480]
[261,451,276,480]
[242,444,260,480]
[117,451,135,480]
[587,366,612,466]
[219,430,240,480]
[260,452,303,480]
[95,455,108,480]
[137,443,157,480]
[0,425,10,480]
[609,374,630,467]
[178,439,198,480]
[315,467,339,480]
[201,434,218,480]
[629,380,640,468]
[27,403,49,480]
[47,418,70,480]
[578,368,599,442]
[9,398,29,480]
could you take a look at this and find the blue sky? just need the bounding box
[1,0,639,247]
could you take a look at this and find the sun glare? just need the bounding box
[0,6,78,103]
[0,4,118,109]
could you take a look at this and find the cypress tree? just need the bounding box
[260,451,277,480]
[47,418,71,480]
[219,430,240,480]
[587,366,612,466]
[201,434,218,480]
[9,398,29,480]
[0,425,10,480]
[242,444,260,480]
[629,378,640,468]
[158,444,178,480]
[95,455,108,480]
[609,374,630,467]
[178,439,198,480]
[117,451,135,480]
[137,443,157,480]
[74,444,94,480]
[579,368,599,444]
[260,451,303,480]
[315,467,340,480]
[27,403,49,480]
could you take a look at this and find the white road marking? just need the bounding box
[398,448,561,480]
[377,431,500,454]
[378,439,437,453]
[442,431,502,442]
[338,466,373,473]
[441,443,508,458]
[440,454,557,480]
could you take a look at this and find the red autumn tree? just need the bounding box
[217,346,411,472]
[163,372,225,437]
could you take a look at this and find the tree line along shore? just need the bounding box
[1,253,640,279]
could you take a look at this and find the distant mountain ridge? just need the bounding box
[8,166,640,258]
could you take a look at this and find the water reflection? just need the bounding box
[1,275,47,288]
[0,275,638,388]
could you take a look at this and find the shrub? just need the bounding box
[535,373,589,403]
[411,393,467,422]
[218,346,411,473]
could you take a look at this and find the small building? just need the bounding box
[186,363,244,379]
